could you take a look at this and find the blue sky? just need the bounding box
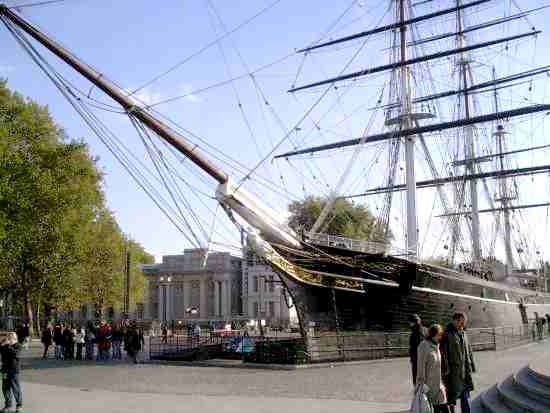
[2,0,550,266]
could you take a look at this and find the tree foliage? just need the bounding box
[0,80,152,331]
[287,195,391,242]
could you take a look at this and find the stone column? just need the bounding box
[214,280,220,317]
[227,279,233,317]
[166,284,173,321]
[183,280,190,318]
[220,280,227,318]
[199,278,207,319]
[157,283,163,321]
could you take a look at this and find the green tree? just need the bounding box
[287,195,390,242]
[78,211,154,318]
[0,80,104,332]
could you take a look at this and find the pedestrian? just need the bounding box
[111,323,124,360]
[74,327,85,360]
[124,323,142,364]
[409,314,426,387]
[15,324,29,350]
[416,324,449,413]
[161,325,168,344]
[546,314,550,334]
[40,324,53,359]
[62,325,74,360]
[97,321,111,361]
[441,312,476,413]
[53,323,64,360]
[84,327,95,361]
[535,312,544,341]
[0,332,23,412]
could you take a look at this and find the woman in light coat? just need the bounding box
[416,324,449,413]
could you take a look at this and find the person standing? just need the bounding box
[40,324,53,359]
[74,327,85,360]
[409,314,426,387]
[84,327,95,361]
[15,324,29,350]
[62,326,74,360]
[441,312,476,413]
[416,324,449,413]
[111,324,123,360]
[53,324,64,360]
[161,325,168,344]
[0,332,23,412]
[125,323,142,364]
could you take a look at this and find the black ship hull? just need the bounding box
[267,244,550,333]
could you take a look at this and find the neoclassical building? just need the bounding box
[242,246,291,327]
[142,249,242,321]
[143,247,293,326]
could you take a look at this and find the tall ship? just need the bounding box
[2,0,550,335]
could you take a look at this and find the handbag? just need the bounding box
[410,384,434,413]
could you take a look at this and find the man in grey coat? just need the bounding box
[441,312,476,413]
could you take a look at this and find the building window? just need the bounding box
[269,301,275,317]
[253,276,258,292]
[253,302,259,318]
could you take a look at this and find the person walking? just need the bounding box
[409,314,426,387]
[535,312,544,341]
[53,324,64,360]
[84,327,95,361]
[441,312,476,413]
[161,325,168,344]
[40,324,53,359]
[62,326,74,360]
[416,324,449,413]
[0,332,23,412]
[125,323,142,364]
[111,324,123,360]
[15,324,29,350]
[96,321,112,361]
[74,327,85,360]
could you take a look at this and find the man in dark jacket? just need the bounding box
[125,323,142,364]
[40,325,53,359]
[409,314,426,387]
[53,324,64,360]
[0,332,23,412]
[441,312,476,413]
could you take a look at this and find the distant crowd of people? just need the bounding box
[40,320,145,363]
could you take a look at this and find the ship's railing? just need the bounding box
[305,232,391,255]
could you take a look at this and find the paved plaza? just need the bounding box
[14,339,550,412]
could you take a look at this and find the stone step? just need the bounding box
[497,375,548,413]
[480,383,515,413]
[514,366,550,406]
[469,395,484,412]
[527,364,550,388]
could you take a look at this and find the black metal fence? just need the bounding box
[306,321,550,363]
[148,321,550,365]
